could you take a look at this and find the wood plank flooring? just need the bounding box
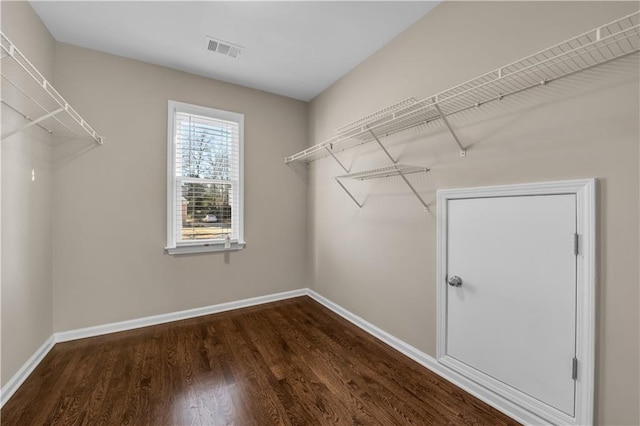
[1,296,518,425]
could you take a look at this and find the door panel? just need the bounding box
[446,194,576,415]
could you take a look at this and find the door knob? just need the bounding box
[448,275,462,287]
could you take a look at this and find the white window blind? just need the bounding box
[167,101,244,254]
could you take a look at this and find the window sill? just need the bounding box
[165,242,246,255]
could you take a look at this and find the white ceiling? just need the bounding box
[30,1,439,101]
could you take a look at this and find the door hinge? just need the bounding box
[572,357,578,380]
[573,233,579,256]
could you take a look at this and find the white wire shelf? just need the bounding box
[286,11,640,164]
[336,164,429,181]
[335,97,419,138]
[335,164,430,209]
[1,31,104,144]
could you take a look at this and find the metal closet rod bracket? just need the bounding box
[1,107,64,141]
[325,143,349,173]
[335,177,364,208]
[367,128,398,164]
[432,97,466,157]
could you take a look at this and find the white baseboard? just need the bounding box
[55,288,308,342]
[1,288,307,408]
[1,335,55,408]
[306,289,549,426]
[2,287,546,425]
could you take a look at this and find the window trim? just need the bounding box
[166,100,245,255]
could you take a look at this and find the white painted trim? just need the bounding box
[574,178,597,426]
[1,289,306,408]
[306,289,549,425]
[436,179,596,426]
[2,287,576,425]
[440,356,573,425]
[55,289,306,342]
[166,101,177,252]
[166,100,245,255]
[1,335,55,408]
[166,241,246,255]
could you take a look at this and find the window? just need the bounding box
[166,101,244,254]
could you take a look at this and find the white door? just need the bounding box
[444,194,577,416]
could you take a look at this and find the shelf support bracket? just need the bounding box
[433,102,466,157]
[368,129,398,163]
[324,146,349,173]
[367,128,429,210]
[396,168,430,211]
[1,99,53,135]
[335,178,363,208]
[1,107,64,141]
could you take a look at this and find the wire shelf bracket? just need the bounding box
[1,99,54,135]
[1,31,104,144]
[1,107,63,141]
[325,144,349,173]
[335,164,430,210]
[368,128,398,164]
[433,101,466,157]
[285,11,640,165]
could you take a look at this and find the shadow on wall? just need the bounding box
[449,56,639,152]
[53,137,101,170]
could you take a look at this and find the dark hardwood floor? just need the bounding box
[1,297,518,425]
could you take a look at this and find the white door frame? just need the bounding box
[436,179,596,426]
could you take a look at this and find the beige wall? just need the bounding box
[308,2,639,425]
[51,43,308,332]
[1,1,55,387]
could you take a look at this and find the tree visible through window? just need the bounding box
[167,101,244,254]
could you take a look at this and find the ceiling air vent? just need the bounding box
[205,36,243,58]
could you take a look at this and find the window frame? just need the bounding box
[166,100,245,255]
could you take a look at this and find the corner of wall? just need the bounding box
[1,0,56,388]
